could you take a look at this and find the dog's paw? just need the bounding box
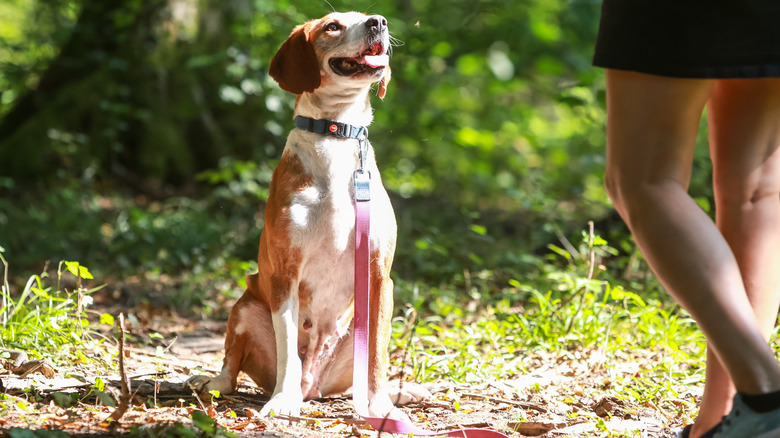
[367,393,412,422]
[184,375,212,393]
[183,374,234,395]
[260,390,304,417]
[386,380,432,405]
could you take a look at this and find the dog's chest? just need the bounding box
[268,131,396,377]
[281,135,392,310]
[286,141,359,258]
[290,176,356,305]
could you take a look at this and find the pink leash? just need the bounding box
[352,155,507,437]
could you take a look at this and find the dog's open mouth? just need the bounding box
[329,41,389,77]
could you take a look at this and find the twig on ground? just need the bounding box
[273,413,366,427]
[107,313,133,426]
[128,371,171,379]
[460,392,548,413]
[154,335,179,407]
[1,250,8,326]
[187,380,210,413]
[646,399,674,421]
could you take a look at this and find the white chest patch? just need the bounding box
[289,186,321,230]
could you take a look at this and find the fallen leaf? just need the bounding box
[593,396,625,417]
[228,419,252,430]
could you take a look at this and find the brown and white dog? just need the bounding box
[188,12,427,420]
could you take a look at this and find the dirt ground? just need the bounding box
[0,309,690,438]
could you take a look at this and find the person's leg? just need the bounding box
[604,70,780,407]
[692,351,734,437]
[691,78,780,437]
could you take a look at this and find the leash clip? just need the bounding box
[354,128,371,202]
[354,168,371,202]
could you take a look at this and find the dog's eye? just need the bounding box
[326,22,341,32]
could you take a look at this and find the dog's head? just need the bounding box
[269,12,392,99]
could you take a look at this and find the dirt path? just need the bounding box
[1,316,686,437]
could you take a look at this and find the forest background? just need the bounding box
[0,0,729,436]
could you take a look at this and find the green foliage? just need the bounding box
[0,0,616,222]
[0,180,259,312]
[373,0,609,218]
[0,256,107,364]
[86,377,117,408]
[0,0,77,112]
[7,428,70,438]
[117,419,238,438]
[197,157,274,205]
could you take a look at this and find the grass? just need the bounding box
[392,224,705,378]
[0,250,241,437]
[0,252,109,363]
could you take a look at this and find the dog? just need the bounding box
[187,11,428,420]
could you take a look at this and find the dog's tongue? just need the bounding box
[363,54,389,68]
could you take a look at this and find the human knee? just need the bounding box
[604,165,631,218]
[714,176,780,211]
[605,166,685,223]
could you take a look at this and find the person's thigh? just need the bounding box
[709,78,780,206]
[604,69,713,204]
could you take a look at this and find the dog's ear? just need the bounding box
[377,66,391,99]
[269,23,321,94]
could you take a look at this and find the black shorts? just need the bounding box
[593,0,780,78]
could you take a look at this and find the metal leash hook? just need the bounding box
[354,129,371,202]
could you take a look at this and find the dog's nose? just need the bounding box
[365,15,387,33]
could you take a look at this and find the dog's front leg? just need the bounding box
[366,265,413,421]
[260,293,304,417]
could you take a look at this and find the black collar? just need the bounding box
[294,116,367,140]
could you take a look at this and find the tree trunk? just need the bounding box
[0,0,167,182]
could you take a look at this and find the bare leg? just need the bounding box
[690,78,780,436]
[603,71,780,426]
[695,352,735,436]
